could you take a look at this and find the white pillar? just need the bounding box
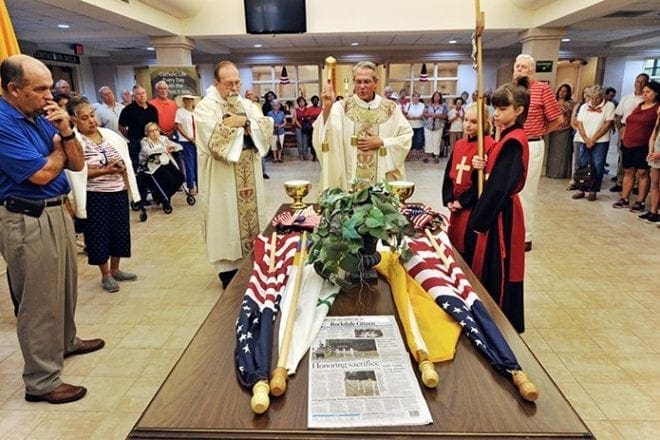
[150,35,194,65]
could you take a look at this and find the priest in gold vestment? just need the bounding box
[313,61,412,191]
[194,61,273,287]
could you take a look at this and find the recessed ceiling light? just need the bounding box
[562,38,571,42]
[57,24,70,29]
[254,43,263,48]
[448,38,457,44]
[146,47,155,51]
[351,42,359,46]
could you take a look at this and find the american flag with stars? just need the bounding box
[400,204,447,232]
[403,231,522,375]
[235,232,301,388]
[271,206,321,231]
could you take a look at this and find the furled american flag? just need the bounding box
[271,207,321,231]
[235,232,300,388]
[280,66,290,85]
[403,231,522,375]
[400,204,447,232]
[419,63,428,82]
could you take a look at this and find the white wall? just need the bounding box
[619,59,646,96]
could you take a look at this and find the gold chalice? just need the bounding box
[284,180,311,209]
[389,180,415,204]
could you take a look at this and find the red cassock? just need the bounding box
[463,125,529,333]
[442,135,494,254]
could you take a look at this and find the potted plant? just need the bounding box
[308,182,414,289]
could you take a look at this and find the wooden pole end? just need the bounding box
[512,370,539,401]
[251,380,271,414]
[419,360,440,388]
[270,367,288,397]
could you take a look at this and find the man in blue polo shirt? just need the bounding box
[0,54,105,404]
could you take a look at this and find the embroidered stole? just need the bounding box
[234,149,259,256]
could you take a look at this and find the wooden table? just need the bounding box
[130,221,593,439]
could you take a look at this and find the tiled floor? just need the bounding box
[0,150,658,439]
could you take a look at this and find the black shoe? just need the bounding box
[637,212,653,222]
[263,174,270,179]
[525,241,532,252]
[609,184,622,192]
[218,269,238,289]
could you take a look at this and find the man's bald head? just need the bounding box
[1,54,50,92]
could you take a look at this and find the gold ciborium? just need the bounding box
[389,180,415,204]
[284,180,311,209]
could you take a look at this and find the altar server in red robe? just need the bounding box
[464,77,530,333]
[442,103,494,255]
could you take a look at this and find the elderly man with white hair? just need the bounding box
[149,80,177,136]
[194,61,273,289]
[314,61,412,191]
[512,54,562,251]
[95,86,124,133]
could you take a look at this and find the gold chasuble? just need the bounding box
[194,85,273,270]
[313,94,412,191]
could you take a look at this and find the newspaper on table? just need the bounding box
[308,315,432,428]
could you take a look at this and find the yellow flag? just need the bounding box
[1,0,20,60]
[375,251,461,362]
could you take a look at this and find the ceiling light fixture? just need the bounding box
[448,38,457,44]
[351,42,359,46]
[254,43,263,48]
[561,38,571,42]
[57,24,70,29]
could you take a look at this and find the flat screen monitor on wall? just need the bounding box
[244,0,307,34]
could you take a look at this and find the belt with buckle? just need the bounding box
[527,136,543,142]
[0,197,65,207]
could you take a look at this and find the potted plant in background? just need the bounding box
[308,182,413,290]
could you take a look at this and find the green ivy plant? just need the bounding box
[308,182,414,287]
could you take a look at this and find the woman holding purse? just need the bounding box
[571,85,615,201]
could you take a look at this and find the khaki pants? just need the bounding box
[0,203,81,395]
[518,138,545,242]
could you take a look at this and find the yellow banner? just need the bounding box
[1,0,21,59]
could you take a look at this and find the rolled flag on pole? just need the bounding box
[235,232,301,413]
[419,63,428,82]
[1,0,21,63]
[280,66,290,85]
[277,264,340,375]
[375,251,461,387]
[404,230,539,401]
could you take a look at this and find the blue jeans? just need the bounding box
[180,141,197,189]
[411,127,425,150]
[578,141,608,192]
[295,127,310,159]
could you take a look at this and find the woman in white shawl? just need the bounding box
[66,96,140,293]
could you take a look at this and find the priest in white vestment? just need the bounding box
[313,61,412,191]
[194,61,274,287]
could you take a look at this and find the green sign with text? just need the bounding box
[536,60,553,73]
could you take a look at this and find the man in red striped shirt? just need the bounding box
[512,54,562,251]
